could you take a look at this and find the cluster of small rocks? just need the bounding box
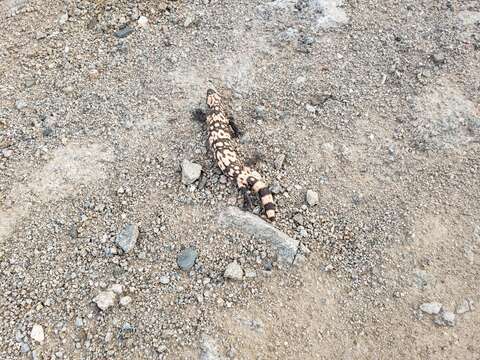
[93,284,133,311]
[419,299,474,327]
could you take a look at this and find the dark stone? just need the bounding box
[43,127,54,137]
[114,26,134,38]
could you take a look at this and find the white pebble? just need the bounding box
[137,16,148,27]
[93,290,116,311]
[224,261,243,281]
[110,284,124,294]
[119,296,132,306]
[31,324,44,343]
[420,302,442,315]
[159,275,170,285]
[15,99,27,110]
[306,189,319,206]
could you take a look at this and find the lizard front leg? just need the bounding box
[228,116,242,138]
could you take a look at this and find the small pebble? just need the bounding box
[2,149,13,158]
[42,127,53,137]
[435,310,456,327]
[137,16,148,27]
[441,311,456,326]
[255,105,266,119]
[456,298,473,314]
[25,78,35,88]
[15,99,27,110]
[224,261,243,281]
[264,260,273,271]
[31,324,44,343]
[32,350,41,360]
[293,213,304,226]
[110,284,124,294]
[184,15,195,27]
[431,53,445,64]
[93,290,116,311]
[20,342,30,353]
[271,182,283,194]
[159,275,170,285]
[181,160,202,185]
[115,224,139,253]
[88,69,99,80]
[300,35,315,45]
[114,26,134,38]
[58,13,68,25]
[420,302,442,315]
[119,296,132,306]
[177,247,198,271]
[15,330,24,342]
[105,332,113,343]
[274,154,285,170]
[278,27,298,42]
[306,189,319,206]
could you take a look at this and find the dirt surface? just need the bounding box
[1,0,480,359]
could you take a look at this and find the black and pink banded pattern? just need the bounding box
[205,89,276,221]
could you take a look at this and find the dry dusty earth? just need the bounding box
[1,0,480,359]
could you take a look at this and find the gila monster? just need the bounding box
[202,88,276,221]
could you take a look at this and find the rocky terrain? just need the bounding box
[0,0,479,359]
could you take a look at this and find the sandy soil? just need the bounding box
[1,0,479,359]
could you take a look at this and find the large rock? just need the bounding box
[218,207,299,265]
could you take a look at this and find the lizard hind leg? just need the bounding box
[239,186,254,211]
[237,175,253,211]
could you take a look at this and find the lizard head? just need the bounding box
[206,88,222,109]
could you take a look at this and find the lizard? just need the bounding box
[194,88,276,221]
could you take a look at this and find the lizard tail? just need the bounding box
[248,176,276,221]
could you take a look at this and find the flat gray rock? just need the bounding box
[115,224,139,253]
[218,207,299,265]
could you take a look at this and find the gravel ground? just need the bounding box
[1,0,479,359]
